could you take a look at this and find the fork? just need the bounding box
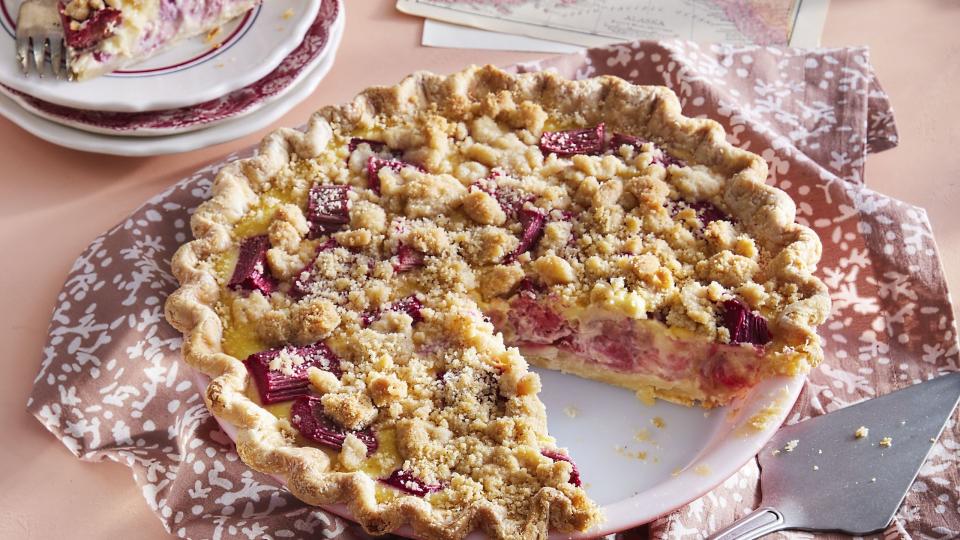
[15,0,72,80]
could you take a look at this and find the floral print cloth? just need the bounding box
[29,40,959,540]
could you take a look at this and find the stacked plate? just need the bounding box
[0,0,343,156]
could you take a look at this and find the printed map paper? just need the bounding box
[400,0,827,48]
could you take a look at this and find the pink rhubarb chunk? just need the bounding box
[244,342,342,404]
[290,239,338,298]
[688,201,729,226]
[290,396,378,453]
[307,185,350,229]
[367,156,424,195]
[348,137,387,154]
[488,186,533,220]
[539,123,606,156]
[228,235,277,295]
[380,469,443,497]
[541,449,582,487]
[609,132,645,149]
[505,207,547,262]
[393,244,425,273]
[508,284,572,346]
[654,151,686,169]
[362,295,425,327]
[721,299,771,346]
[60,4,122,50]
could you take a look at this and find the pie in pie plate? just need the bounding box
[165,65,829,539]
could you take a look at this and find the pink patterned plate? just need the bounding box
[0,0,340,137]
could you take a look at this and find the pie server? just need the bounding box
[708,371,960,540]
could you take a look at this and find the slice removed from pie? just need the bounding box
[58,0,261,80]
[165,65,829,539]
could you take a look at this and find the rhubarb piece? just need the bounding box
[306,185,351,238]
[380,469,444,496]
[508,290,572,345]
[721,299,771,346]
[494,188,533,220]
[706,357,755,390]
[290,396,378,453]
[367,156,424,195]
[290,239,338,299]
[307,185,350,225]
[348,137,387,154]
[244,342,342,404]
[609,132,646,149]
[476,171,540,220]
[60,5,122,50]
[541,449,582,487]
[539,123,606,156]
[688,201,729,226]
[393,244,425,273]
[654,150,686,169]
[363,295,425,327]
[228,235,277,295]
[505,207,547,262]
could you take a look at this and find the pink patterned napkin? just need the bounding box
[29,41,958,540]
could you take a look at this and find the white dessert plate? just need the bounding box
[0,7,343,156]
[0,0,319,112]
[197,366,803,538]
[0,0,341,136]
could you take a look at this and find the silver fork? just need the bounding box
[15,0,72,80]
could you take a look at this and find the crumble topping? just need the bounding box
[855,426,869,439]
[268,348,306,376]
[62,0,106,21]
[217,101,805,518]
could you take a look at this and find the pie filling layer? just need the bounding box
[487,290,770,407]
[169,66,828,539]
[58,0,260,79]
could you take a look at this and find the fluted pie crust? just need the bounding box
[165,65,829,539]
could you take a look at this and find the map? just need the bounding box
[398,0,812,47]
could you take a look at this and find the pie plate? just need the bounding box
[0,0,319,112]
[196,367,803,538]
[0,6,343,156]
[0,0,341,136]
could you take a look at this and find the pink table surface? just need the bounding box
[1,1,958,539]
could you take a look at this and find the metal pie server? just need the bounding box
[708,372,960,540]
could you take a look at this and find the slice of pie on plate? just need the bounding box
[165,65,829,539]
[58,0,261,80]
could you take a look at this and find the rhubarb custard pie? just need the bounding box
[58,0,261,80]
[165,65,829,538]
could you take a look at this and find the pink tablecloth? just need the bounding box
[29,40,959,539]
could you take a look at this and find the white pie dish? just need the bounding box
[0,0,320,112]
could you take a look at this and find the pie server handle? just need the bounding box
[704,507,787,540]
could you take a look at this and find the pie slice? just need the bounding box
[165,65,829,539]
[58,0,261,80]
